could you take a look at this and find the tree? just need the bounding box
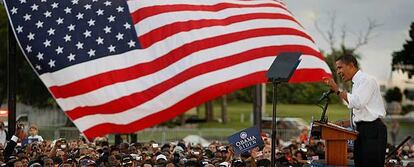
[0,5,7,106]
[205,101,214,122]
[220,95,228,124]
[404,89,414,101]
[384,87,403,103]
[268,82,336,104]
[315,13,380,89]
[385,87,403,115]
[392,22,414,78]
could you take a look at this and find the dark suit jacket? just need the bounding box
[3,137,17,162]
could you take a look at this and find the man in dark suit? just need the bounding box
[4,124,25,164]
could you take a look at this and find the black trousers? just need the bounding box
[354,118,387,167]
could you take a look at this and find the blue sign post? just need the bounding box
[227,126,264,154]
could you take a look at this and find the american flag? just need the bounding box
[3,0,331,139]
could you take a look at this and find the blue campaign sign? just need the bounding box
[227,126,264,154]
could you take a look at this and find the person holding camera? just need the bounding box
[47,138,67,160]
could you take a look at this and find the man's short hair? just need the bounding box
[336,54,359,68]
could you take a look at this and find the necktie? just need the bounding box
[349,82,355,130]
[350,108,354,130]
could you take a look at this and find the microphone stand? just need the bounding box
[319,96,330,123]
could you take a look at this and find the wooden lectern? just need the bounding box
[313,121,358,166]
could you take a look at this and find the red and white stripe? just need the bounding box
[39,0,331,138]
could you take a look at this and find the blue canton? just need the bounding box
[6,0,140,74]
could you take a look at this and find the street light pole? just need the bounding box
[7,23,17,137]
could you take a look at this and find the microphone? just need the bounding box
[318,90,334,103]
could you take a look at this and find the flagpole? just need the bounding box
[7,22,17,137]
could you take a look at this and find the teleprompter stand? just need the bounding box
[266,52,301,166]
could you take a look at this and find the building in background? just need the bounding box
[385,71,414,106]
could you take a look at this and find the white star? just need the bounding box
[63,35,71,42]
[36,52,44,60]
[68,53,76,61]
[51,2,59,9]
[96,37,104,45]
[40,0,47,2]
[76,12,84,20]
[83,30,91,38]
[56,18,64,25]
[27,32,35,40]
[11,7,18,14]
[48,59,55,68]
[75,42,83,49]
[87,19,95,26]
[116,6,124,12]
[92,0,98,2]
[25,45,32,53]
[31,4,39,11]
[47,28,55,35]
[116,33,124,40]
[64,7,72,14]
[56,46,63,54]
[96,9,104,16]
[104,1,111,6]
[67,24,75,31]
[84,4,91,10]
[71,0,79,5]
[35,20,43,28]
[16,26,23,33]
[19,0,26,4]
[108,45,116,52]
[23,14,31,21]
[35,65,41,70]
[44,11,52,18]
[123,22,131,29]
[128,40,136,48]
[103,26,111,34]
[88,49,96,57]
[43,39,51,47]
[107,15,115,22]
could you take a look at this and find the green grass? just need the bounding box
[37,103,350,141]
[270,103,350,123]
[195,103,252,130]
[193,102,350,130]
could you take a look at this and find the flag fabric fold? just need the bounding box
[3,0,331,139]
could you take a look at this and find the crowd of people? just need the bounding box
[0,122,413,167]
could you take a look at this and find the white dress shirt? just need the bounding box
[346,70,386,123]
[0,130,7,146]
[27,135,44,143]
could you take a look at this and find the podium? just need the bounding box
[312,121,358,166]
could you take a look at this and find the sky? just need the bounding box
[284,0,414,81]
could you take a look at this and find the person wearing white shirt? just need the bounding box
[323,55,387,167]
[0,121,8,147]
[25,125,44,145]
